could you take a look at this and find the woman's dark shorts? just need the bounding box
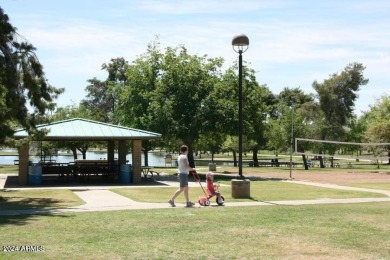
[178,173,189,188]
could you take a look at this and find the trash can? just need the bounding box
[120,164,132,184]
[231,179,250,198]
[28,165,42,185]
[208,163,216,171]
[165,154,172,166]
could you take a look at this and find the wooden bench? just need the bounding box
[141,166,160,180]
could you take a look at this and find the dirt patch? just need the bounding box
[244,169,390,185]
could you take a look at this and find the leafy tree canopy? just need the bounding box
[364,95,390,143]
[312,62,368,139]
[0,8,63,144]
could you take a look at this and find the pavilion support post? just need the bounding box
[118,141,127,166]
[18,143,29,185]
[107,141,115,163]
[132,140,142,184]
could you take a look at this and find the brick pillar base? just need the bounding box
[132,140,142,184]
[18,144,29,185]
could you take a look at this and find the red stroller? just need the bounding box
[192,170,225,206]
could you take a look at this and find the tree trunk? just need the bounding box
[187,142,195,168]
[233,150,237,167]
[77,147,88,160]
[252,147,259,166]
[302,154,309,170]
[330,157,334,168]
[319,156,325,168]
[71,148,78,160]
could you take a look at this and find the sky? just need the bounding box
[2,0,389,116]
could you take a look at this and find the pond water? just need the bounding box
[0,150,167,166]
[0,149,217,167]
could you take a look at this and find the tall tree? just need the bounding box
[148,45,224,167]
[81,78,112,123]
[82,58,129,124]
[244,77,275,165]
[363,95,390,164]
[313,62,368,139]
[48,104,96,160]
[102,57,128,85]
[117,40,163,166]
[196,132,226,162]
[201,63,274,166]
[118,41,161,129]
[275,87,315,169]
[102,57,129,124]
[277,87,314,107]
[312,62,368,167]
[0,8,63,144]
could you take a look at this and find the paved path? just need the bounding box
[1,178,389,216]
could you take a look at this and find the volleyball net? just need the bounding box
[295,138,390,162]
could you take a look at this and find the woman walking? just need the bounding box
[168,145,195,207]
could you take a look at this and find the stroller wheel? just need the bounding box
[216,196,225,206]
[204,200,210,206]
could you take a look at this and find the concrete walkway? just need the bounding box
[1,177,390,216]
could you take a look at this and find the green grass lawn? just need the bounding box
[112,180,387,204]
[346,183,390,190]
[0,203,389,259]
[1,181,386,211]
[1,169,389,259]
[0,165,18,174]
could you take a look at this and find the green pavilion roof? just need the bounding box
[13,118,162,141]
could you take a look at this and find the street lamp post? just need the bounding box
[232,34,249,179]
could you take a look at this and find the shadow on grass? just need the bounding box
[0,190,72,211]
[0,212,72,226]
[235,195,292,206]
[0,190,74,226]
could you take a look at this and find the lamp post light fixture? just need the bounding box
[232,34,249,178]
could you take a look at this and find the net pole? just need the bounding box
[289,104,294,178]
